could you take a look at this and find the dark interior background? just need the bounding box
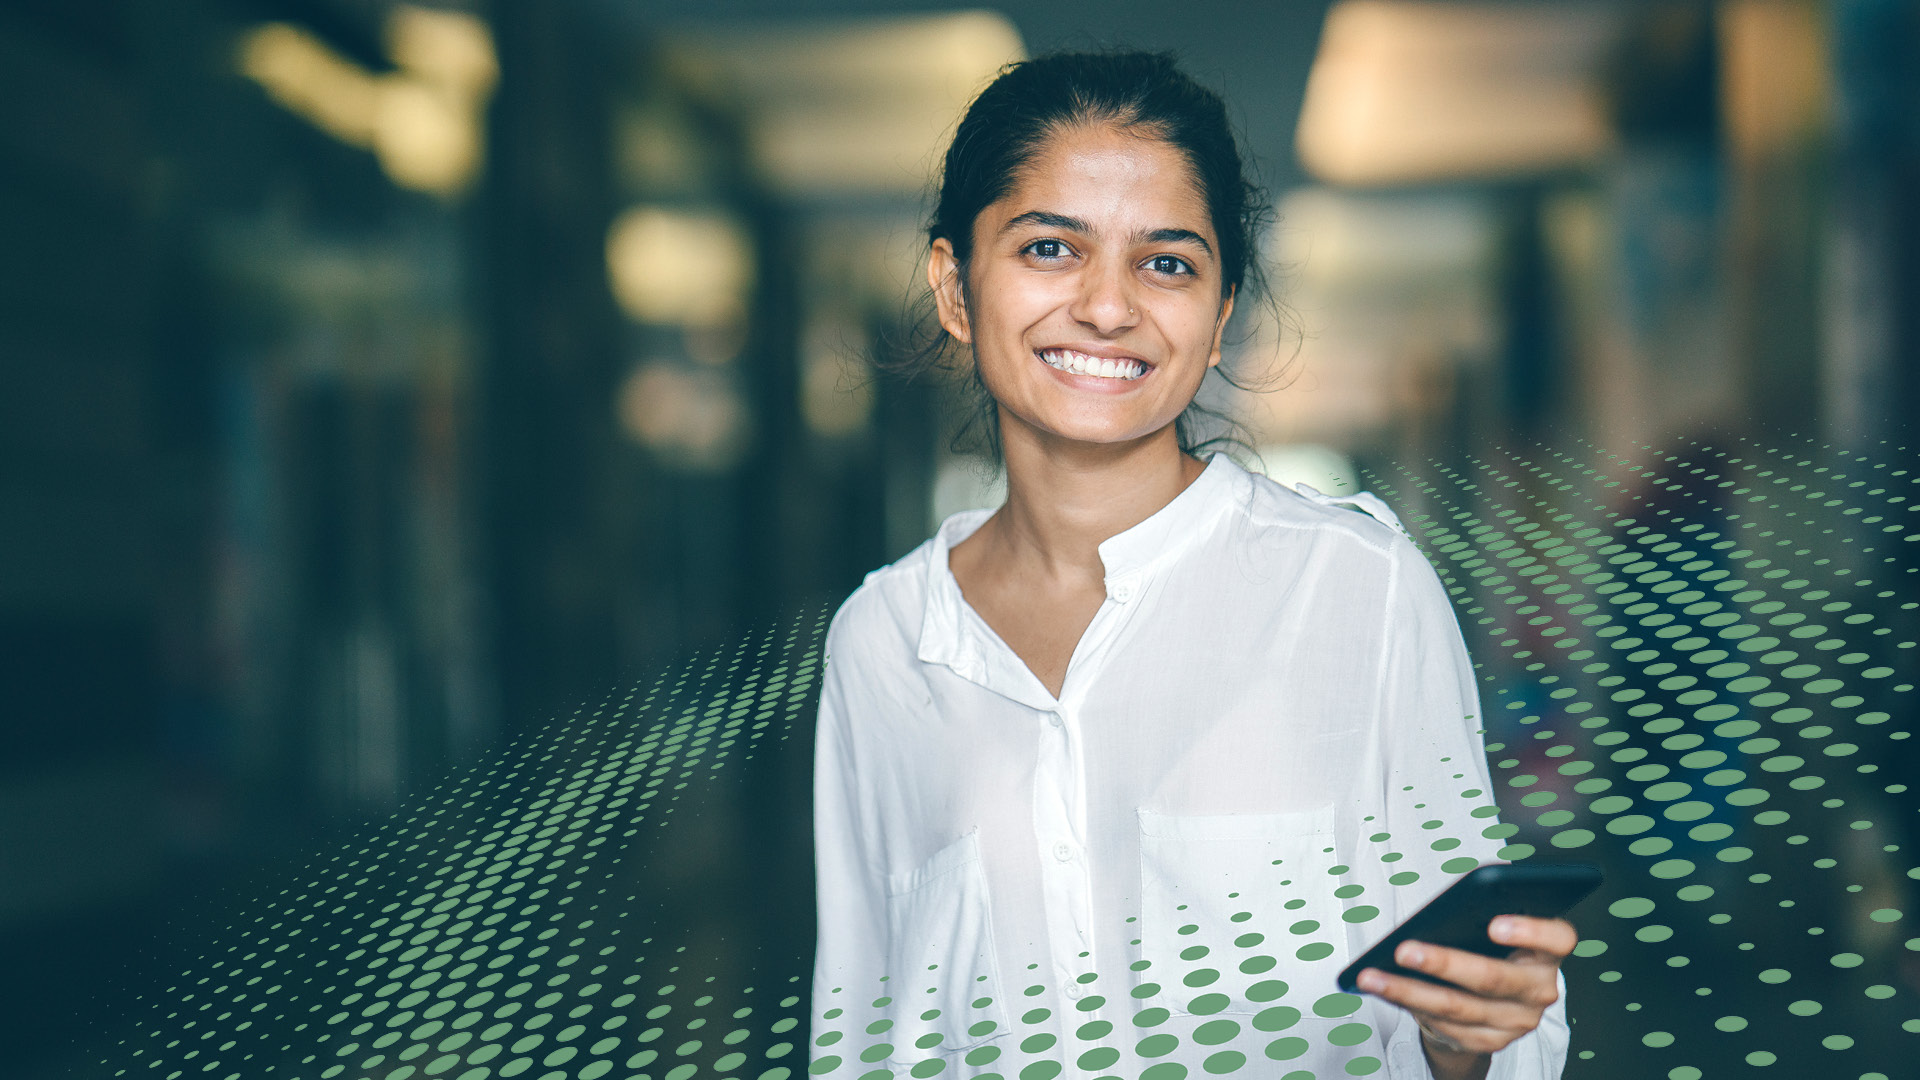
[2,1,1917,1077]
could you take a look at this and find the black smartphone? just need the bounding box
[1336,862,1603,994]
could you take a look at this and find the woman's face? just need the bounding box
[929,122,1235,456]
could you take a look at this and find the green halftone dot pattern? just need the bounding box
[807,434,1916,1077]
[88,608,831,1080]
[75,436,1919,1080]
[1366,433,1916,1078]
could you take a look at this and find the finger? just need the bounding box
[1489,915,1578,960]
[1354,966,1534,1031]
[1394,939,1552,1005]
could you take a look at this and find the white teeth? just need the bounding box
[1040,349,1145,380]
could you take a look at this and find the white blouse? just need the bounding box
[810,453,1568,1080]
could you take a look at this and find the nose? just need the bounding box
[1067,257,1139,335]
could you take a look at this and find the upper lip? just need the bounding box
[1037,344,1153,366]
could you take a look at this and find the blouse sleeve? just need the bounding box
[809,624,891,1077]
[1373,535,1570,1080]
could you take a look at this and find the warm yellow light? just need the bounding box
[387,6,498,99]
[238,23,382,148]
[374,79,480,195]
[1295,0,1617,186]
[1719,0,1829,162]
[236,6,496,198]
[605,208,756,328]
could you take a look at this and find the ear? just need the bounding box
[1207,284,1236,368]
[928,237,972,344]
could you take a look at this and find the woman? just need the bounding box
[811,51,1574,1080]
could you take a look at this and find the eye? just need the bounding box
[1145,254,1193,276]
[1021,238,1071,261]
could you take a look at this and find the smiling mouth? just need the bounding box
[1038,348,1148,381]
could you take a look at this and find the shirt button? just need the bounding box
[1048,710,1064,728]
[1111,581,1133,602]
[1053,841,1074,862]
[1064,982,1084,999]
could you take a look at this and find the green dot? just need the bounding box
[1343,1057,1382,1076]
[1247,980,1288,1003]
[1017,1060,1061,1080]
[1136,1034,1180,1059]
[1312,993,1363,1018]
[1759,969,1791,984]
[1189,993,1231,1015]
[1832,952,1865,968]
[1870,909,1903,923]
[1715,1016,1748,1032]
[1264,1037,1308,1061]
[1550,830,1595,849]
[1253,1007,1301,1032]
[1630,835,1672,857]
[1326,1021,1372,1047]
[1609,897,1656,919]
[1788,1000,1822,1016]
[1075,1047,1120,1072]
[1747,1051,1777,1066]
[1193,1020,1241,1046]
[1202,1050,1246,1074]
[1643,1031,1674,1048]
[1668,1068,1702,1080]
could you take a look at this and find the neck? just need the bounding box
[984,412,1208,583]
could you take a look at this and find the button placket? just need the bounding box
[1034,700,1096,1015]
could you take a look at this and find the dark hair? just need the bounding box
[890,49,1279,462]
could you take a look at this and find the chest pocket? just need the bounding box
[1136,806,1351,1016]
[882,829,1011,1066]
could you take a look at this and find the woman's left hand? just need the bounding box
[1355,915,1575,1074]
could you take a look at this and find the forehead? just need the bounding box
[994,122,1213,234]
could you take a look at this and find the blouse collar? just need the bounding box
[916,453,1246,692]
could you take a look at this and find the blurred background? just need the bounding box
[2,0,1916,1076]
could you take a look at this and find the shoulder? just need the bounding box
[823,538,936,667]
[1230,463,1412,561]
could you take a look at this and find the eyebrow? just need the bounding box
[999,210,1215,257]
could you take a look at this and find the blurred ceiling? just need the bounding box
[611,0,1338,195]
[1295,0,1621,185]
[661,11,1025,197]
